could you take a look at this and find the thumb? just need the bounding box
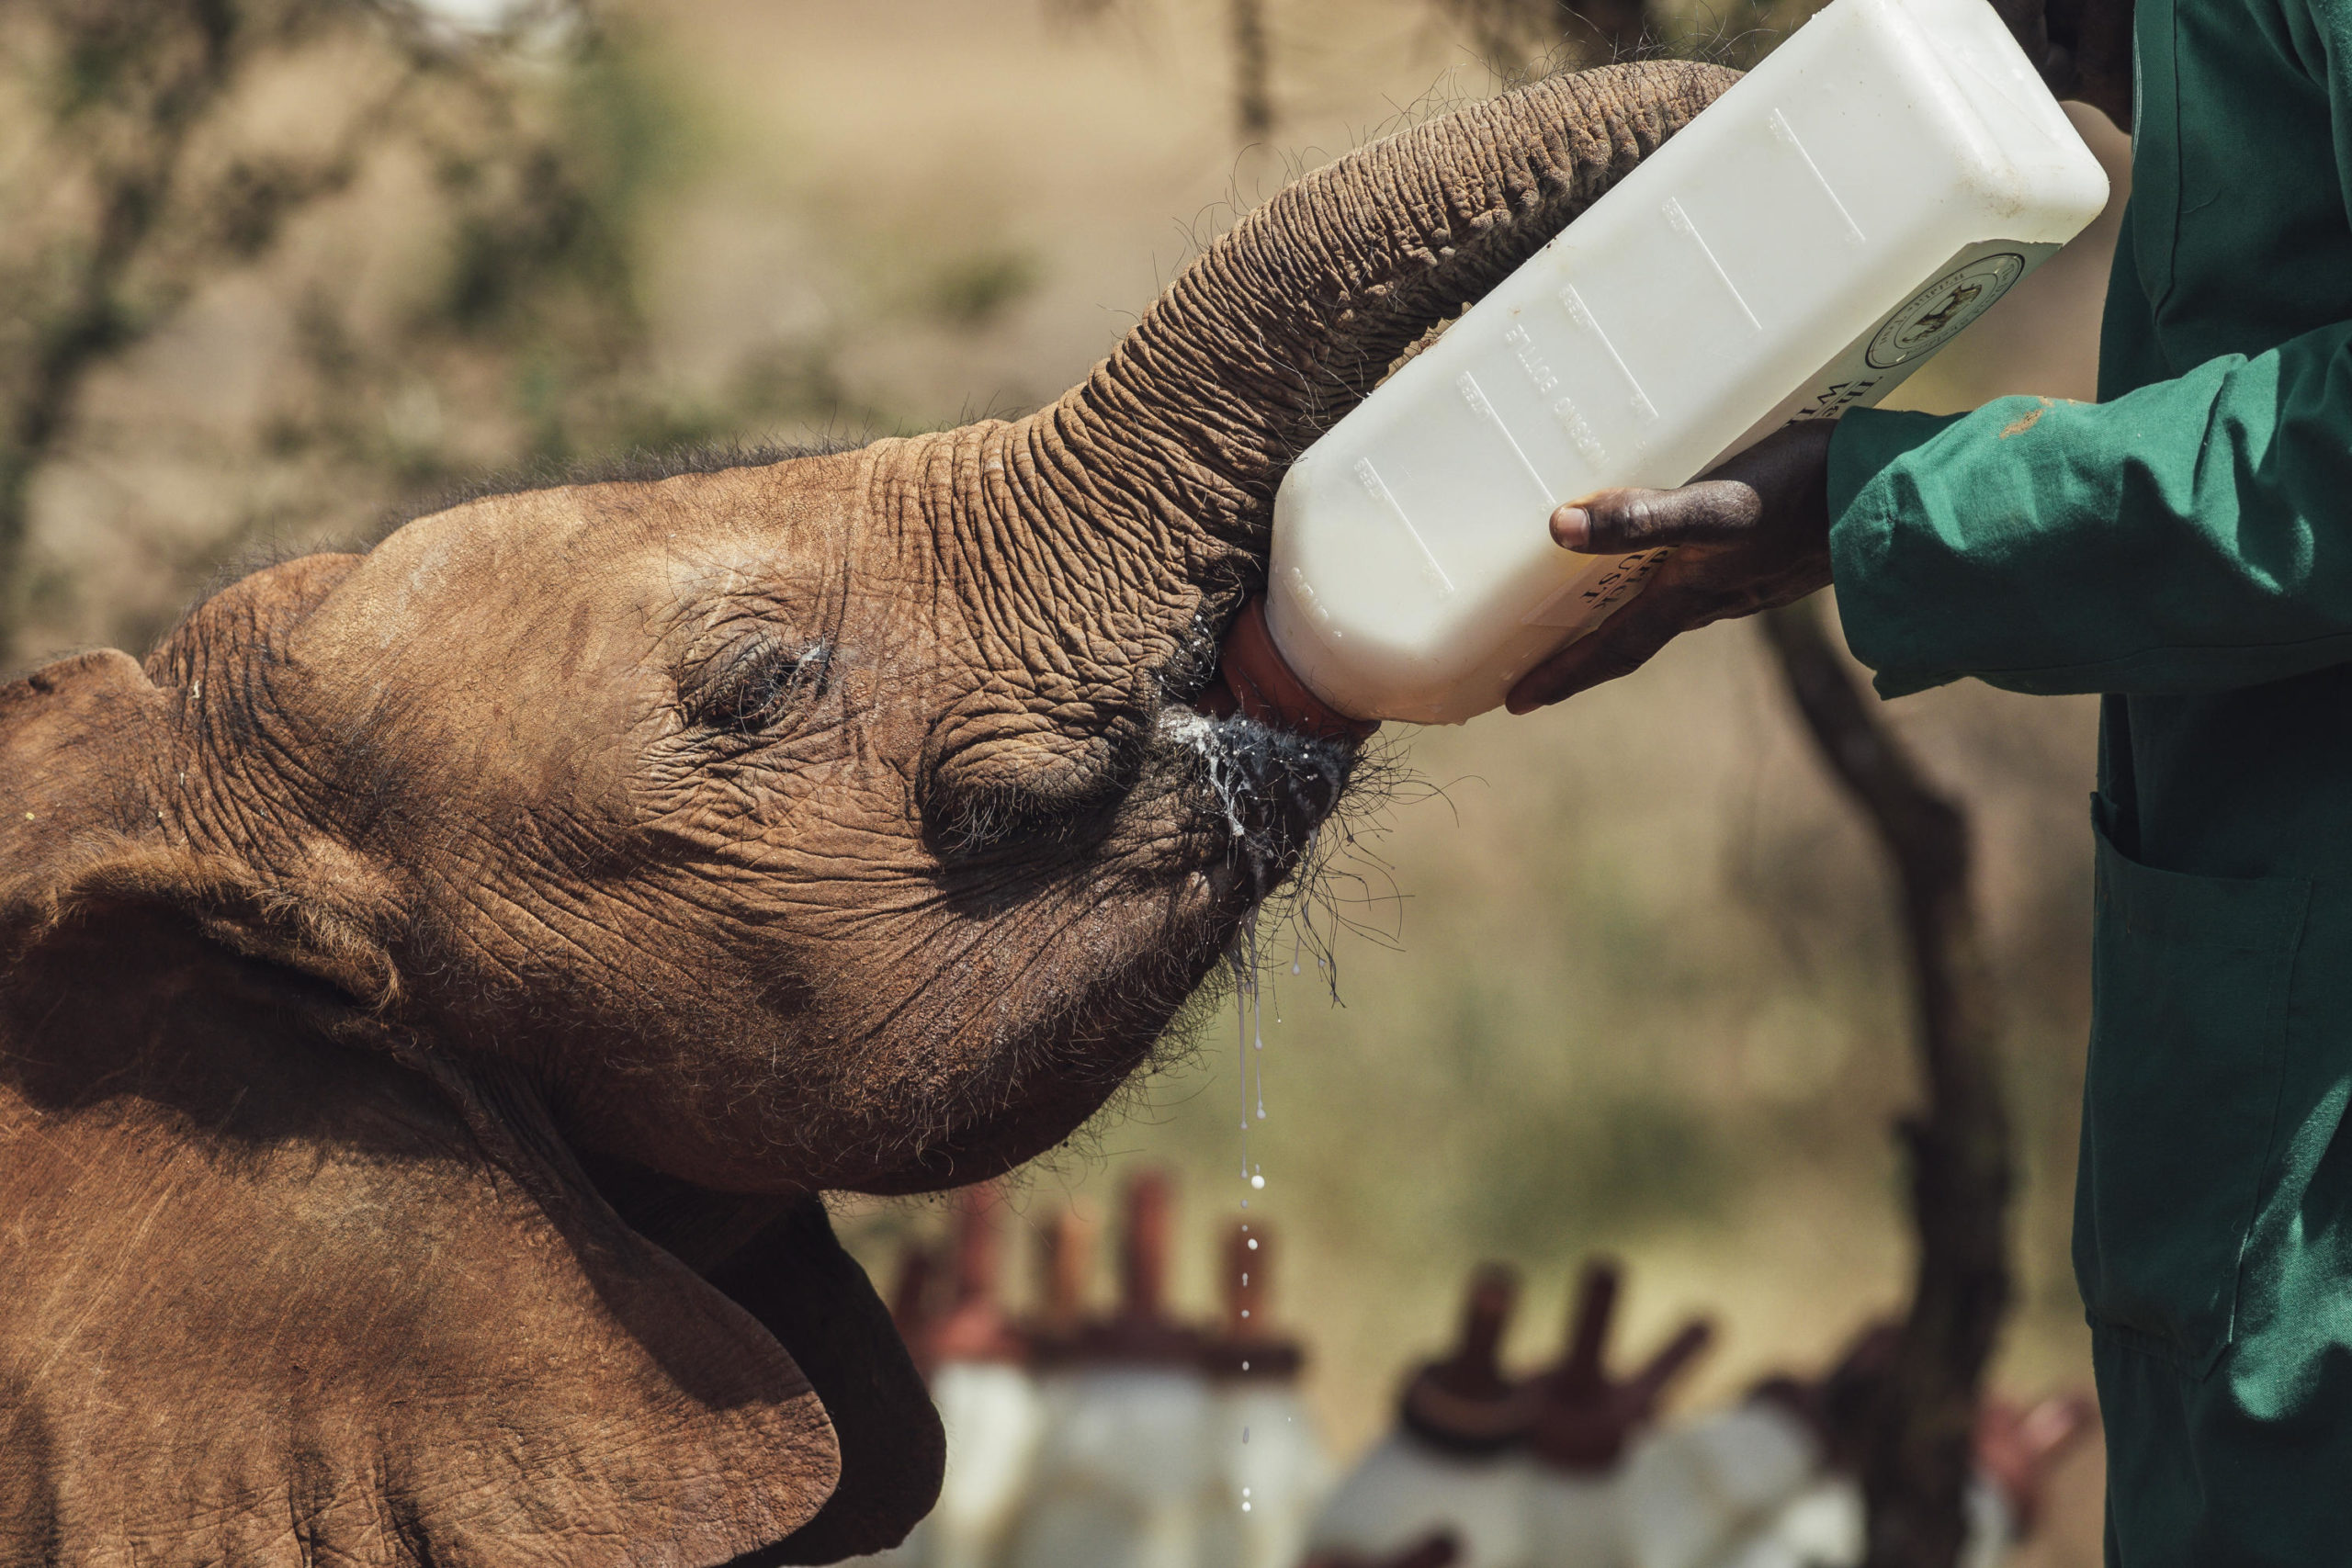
[1553,479,1762,553]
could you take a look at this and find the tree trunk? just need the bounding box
[1759,596,2013,1568]
[1230,0,1275,138]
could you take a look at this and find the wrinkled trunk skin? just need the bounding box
[879,61,1738,817]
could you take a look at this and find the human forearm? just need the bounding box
[1831,320,2352,697]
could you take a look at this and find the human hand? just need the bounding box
[1504,421,1836,713]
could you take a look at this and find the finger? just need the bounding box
[1627,1318,1715,1414]
[1554,479,1762,553]
[1504,584,1694,711]
[1559,1258,1621,1392]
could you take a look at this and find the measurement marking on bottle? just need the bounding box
[1505,323,1559,395]
[1551,397,1605,465]
[1455,370,1556,504]
[1662,198,1759,330]
[1353,457,1456,595]
[1558,285,1657,419]
[1767,109,1865,244]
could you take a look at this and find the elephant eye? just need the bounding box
[682,633,831,736]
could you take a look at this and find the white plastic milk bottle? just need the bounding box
[1262,0,2109,726]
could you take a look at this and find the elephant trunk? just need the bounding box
[885,61,1737,819]
[1037,59,1740,575]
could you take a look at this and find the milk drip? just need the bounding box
[1001,1174,1216,1568]
[1200,1225,1333,1568]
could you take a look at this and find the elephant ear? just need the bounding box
[0,869,842,1564]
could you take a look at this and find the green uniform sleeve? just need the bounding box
[1828,318,2352,698]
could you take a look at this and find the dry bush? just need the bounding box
[0,0,858,663]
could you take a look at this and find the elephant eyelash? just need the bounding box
[682,636,832,737]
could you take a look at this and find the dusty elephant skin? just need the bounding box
[0,61,1732,1568]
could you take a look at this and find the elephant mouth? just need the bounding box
[1142,594,1374,908]
[1156,697,1357,906]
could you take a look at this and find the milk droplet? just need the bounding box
[1247,1237,1259,1250]
[1241,1359,1251,1371]
[1250,1174,1265,1190]
[1241,1502,1253,1512]
[1240,1309,1250,1319]
[1241,1272,1250,1286]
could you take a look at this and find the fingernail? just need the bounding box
[1551,505,1590,549]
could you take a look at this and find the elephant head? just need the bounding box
[0,60,1733,1566]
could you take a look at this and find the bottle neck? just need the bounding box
[1199,598,1379,742]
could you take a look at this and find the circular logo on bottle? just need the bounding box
[1865,253,2027,369]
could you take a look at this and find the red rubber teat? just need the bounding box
[1400,1262,1535,1451]
[1200,599,1379,743]
[1065,1168,1204,1366]
[930,1181,1026,1364]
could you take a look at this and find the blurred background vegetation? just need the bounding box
[2,0,2127,1558]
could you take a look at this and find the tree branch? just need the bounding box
[1229,0,1274,139]
[1759,595,2013,1568]
[0,1,242,660]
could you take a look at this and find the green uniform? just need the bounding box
[1826,0,2352,1556]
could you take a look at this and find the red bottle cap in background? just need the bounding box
[889,1243,943,1373]
[1526,1258,1713,1474]
[930,1181,1029,1365]
[1399,1262,1535,1453]
[1066,1168,1206,1367]
[1024,1205,1094,1362]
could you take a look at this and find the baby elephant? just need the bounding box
[0,60,1729,1568]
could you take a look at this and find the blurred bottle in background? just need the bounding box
[922,1185,1049,1568]
[1306,1264,1537,1568]
[1621,1323,2092,1568]
[854,1201,2087,1568]
[1523,1261,1713,1568]
[1618,1363,1839,1568]
[1201,1224,1334,1568]
[1004,1171,1216,1568]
